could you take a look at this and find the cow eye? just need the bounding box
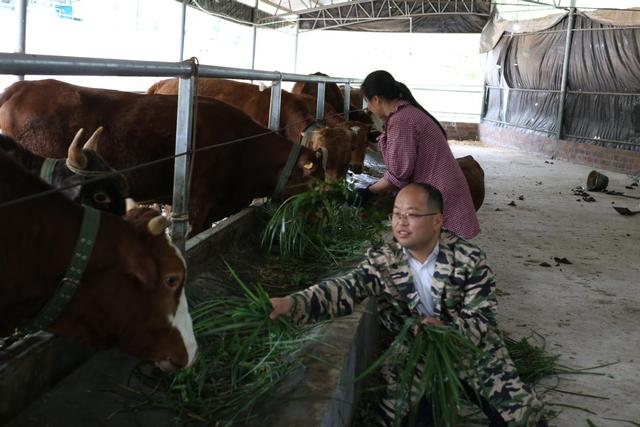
[93,192,111,204]
[165,274,181,289]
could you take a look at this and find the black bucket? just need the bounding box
[587,170,609,191]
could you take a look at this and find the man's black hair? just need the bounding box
[406,182,444,213]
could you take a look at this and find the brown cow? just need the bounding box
[148,77,358,181]
[293,92,371,173]
[0,151,197,370]
[306,126,353,183]
[148,77,314,145]
[292,72,345,115]
[336,120,372,174]
[0,128,128,215]
[457,155,485,211]
[293,73,372,124]
[0,79,323,235]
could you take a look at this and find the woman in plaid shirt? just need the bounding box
[359,70,480,240]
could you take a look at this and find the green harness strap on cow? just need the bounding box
[39,158,60,185]
[17,205,101,336]
[272,143,302,201]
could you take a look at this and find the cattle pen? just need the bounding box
[2,1,640,427]
[0,50,370,422]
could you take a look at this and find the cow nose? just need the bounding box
[350,164,363,174]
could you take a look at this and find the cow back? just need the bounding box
[0,79,322,234]
[456,155,485,211]
[291,72,344,116]
[149,77,315,144]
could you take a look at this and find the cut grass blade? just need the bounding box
[261,181,386,262]
[144,262,325,425]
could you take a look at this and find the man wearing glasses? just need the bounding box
[270,183,546,427]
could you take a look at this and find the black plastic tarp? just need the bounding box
[482,10,640,152]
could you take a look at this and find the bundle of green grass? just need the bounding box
[261,181,387,262]
[359,319,480,427]
[160,264,323,425]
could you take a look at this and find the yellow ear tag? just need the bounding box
[303,161,314,170]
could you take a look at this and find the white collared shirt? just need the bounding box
[404,246,439,316]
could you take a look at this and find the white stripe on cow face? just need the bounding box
[169,288,198,367]
[165,235,197,367]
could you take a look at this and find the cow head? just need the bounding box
[307,126,352,183]
[297,146,323,180]
[61,128,129,215]
[50,206,197,371]
[338,121,371,174]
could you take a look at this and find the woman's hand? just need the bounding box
[368,177,396,194]
[269,296,294,320]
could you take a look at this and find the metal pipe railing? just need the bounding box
[0,53,361,83]
[0,52,361,253]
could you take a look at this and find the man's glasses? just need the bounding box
[389,211,440,223]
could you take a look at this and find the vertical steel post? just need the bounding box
[250,0,258,70]
[16,0,27,81]
[480,56,489,121]
[268,79,282,131]
[343,82,351,120]
[293,22,300,73]
[179,0,187,60]
[316,81,325,122]
[556,6,576,139]
[171,75,195,254]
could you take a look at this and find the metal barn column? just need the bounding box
[179,0,187,60]
[556,6,576,139]
[16,0,27,81]
[251,0,258,70]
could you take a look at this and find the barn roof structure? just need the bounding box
[180,0,493,33]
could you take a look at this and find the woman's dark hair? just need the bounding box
[361,70,447,138]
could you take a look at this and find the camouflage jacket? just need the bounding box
[290,230,498,346]
[290,230,542,425]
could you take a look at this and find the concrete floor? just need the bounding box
[450,142,640,426]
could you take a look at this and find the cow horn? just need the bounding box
[303,161,314,170]
[83,126,103,152]
[67,128,88,170]
[148,215,170,236]
[125,198,139,212]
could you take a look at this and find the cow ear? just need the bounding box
[126,198,139,212]
[147,215,170,236]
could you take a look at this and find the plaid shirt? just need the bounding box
[379,101,480,239]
